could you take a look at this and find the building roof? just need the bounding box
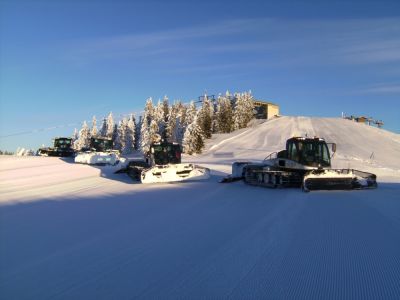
[253,99,279,107]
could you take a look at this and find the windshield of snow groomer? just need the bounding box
[288,139,331,167]
[152,144,181,165]
[54,138,71,148]
[91,138,113,151]
[300,140,331,167]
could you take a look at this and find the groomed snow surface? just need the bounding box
[1,117,400,299]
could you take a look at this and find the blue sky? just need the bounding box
[1,0,400,151]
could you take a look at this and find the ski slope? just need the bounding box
[1,117,400,299]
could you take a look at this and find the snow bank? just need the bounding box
[16,147,36,156]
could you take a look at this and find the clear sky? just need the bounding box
[1,0,399,151]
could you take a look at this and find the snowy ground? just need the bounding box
[1,117,400,299]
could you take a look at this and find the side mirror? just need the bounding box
[332,143,337,153]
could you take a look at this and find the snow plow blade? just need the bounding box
[74,152,120,165]
[141,163,210,184]
[220,161,250,183]
[38,148,74,157]
[303,169,377,192]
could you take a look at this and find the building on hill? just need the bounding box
[197,95,280,120]
[252,100,280,119]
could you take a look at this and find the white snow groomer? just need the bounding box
[222,137,377,192]
[38,137,75,157]
[75,137,120,165]
[127,141,210,184]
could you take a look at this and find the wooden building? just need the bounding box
[197,95,280,120]
[253,100,280,119]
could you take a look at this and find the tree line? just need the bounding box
[73,91,255,155]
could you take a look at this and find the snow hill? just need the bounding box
[187,116,400,181]
[1,116,400,299]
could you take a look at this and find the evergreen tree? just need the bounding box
[166,102,177,142]
[197,95,213,139]
[162,95,170,123]
[216,92,233,133]
[123,114,136,154]
[154,99,166,138]
[174,101,186,126]
[100,117,107,137]
[166,105,184,144]
[183,115,205,155]
[175,116,185,144]
[91,116,98,137]
[75,121,91,150]
[149,119,161,143]
[143,97,155,125]
[135,116,142,150]
[72,128,79,148]
[106,112,115,139]
[114,120,124,151]
[140,97,155,153]
[233,92,254,130]
[184,101,197,128]
[140,115,151,154]
[112,123,118,145]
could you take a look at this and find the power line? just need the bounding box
[0,110,145,139]
[0,123,80,138]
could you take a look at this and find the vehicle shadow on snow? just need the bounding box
[0,182,400,299]
[58,157,76,164]
[1,182,399,299]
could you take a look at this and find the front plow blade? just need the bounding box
[141,164,210,184]
[303,169,377,192]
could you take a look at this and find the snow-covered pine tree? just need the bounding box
[114,119,124,151]
[143,97,155,125]
[100,117,107,137]
[75,121,91,150]
[162,95,169,123]
[166,102,177,142]
[242,91,255,126]
[197,95,213,139]
[175,101,187,144]
[72,128,79,149]
[166,103,184,143]
[112,123,118,146]
[216,91,233,133]
[140,115,151,154]
[140,98,155,153]
[149,119,161,144]
[91,116,98,137]
[154,99,166,139]
[233,92,254,130]
[184,101,197,128]
[106,112,115,139]
[135,116,142,150]
[175,116,185,144]
[183,115,205,155]
[174,101,186,126]
[123,114,136,154]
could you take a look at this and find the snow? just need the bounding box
[1,117,400,299]
[74,152,120,165]
[141,163,210,184]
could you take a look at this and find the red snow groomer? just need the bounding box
[222,137,377,192]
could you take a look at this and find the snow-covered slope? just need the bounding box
[1,116,400,299]
[188,116,400,181]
